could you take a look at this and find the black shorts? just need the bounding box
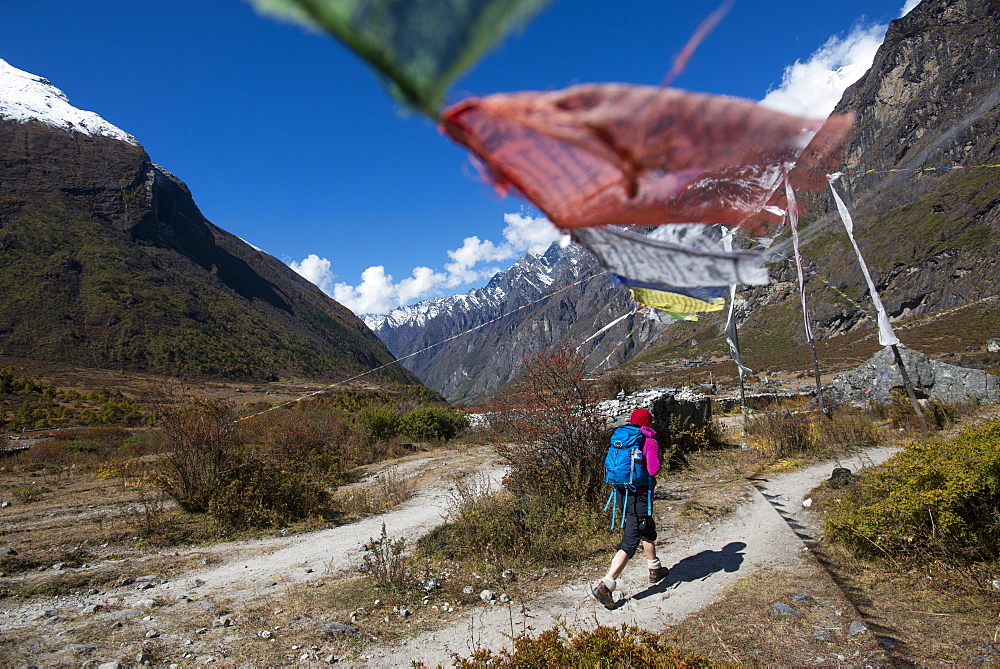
[614,488,656,558]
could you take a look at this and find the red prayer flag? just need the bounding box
[441,84,853,234]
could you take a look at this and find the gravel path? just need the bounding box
[363,447,899,667]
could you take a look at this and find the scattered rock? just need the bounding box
[51,562,65,571]
[480,589,496,602]
[145,630,160,638]
[791,593,810,602]
[213,616,233,627]
[105,609,143,621]
[98,661,123,669]
[81,604,102,614]
[0,547,17,556]
[316,622,360,636]
[136,650,155,664]
[261,581,277,588]
[120,578,135,586]
[135,574,158,583]
[62,643,96,652]
[134,599,158,608]
[259,630,273,639]
[877,636,896,651]
[196,628,208,634]
[770,602,800,616]
[813,630,832,640]
[499,594,511,603]
[44,609,61,618]
[191,578,206,588]
[502,569,516,581]
[422,578,439,592]
[991,580,1000,590]
[462,586,475,595]
[848,621,868,636]
[138,582,154,590]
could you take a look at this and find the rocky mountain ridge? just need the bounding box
[367,0,999,400]
[366,241,668,402]
[0,61,421,386]
[736,0,1000,348]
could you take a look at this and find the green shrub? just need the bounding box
[207,460,328,531]
[451,624,712,668]
[825,419,1000,564]
[419,475,606,568]
[356,404,401,442]
[400,407,468,441]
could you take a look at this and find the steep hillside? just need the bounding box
[0,61,420,385]
[366,242,668,402]
[643,0,999,365]
[740,0,1000,348]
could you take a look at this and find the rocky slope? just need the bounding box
[739,0,1000,348]
[365,242,670,402]
[0,60,420,385]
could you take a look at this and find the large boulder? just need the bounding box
[830,346,999,406]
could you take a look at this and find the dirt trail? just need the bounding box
[0,447,503,633]
[177,448,504,603]
[0,443,898,667]
[363,447,900,668]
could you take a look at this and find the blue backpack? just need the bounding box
[603,425,655,527]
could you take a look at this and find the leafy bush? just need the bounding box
[825,419,1000,564]
[451,624,712,668]
[400,407,468,441]
[356,404,401,442]
[207,462,329,531]
[813,409,881,451]
[153,399,333,529]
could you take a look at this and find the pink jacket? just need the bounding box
[639,424,662,478]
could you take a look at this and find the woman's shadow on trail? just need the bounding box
[630,541,746,602]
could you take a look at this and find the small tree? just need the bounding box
[154,398,246,513]
[486,343,607,504]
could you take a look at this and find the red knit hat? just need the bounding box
[629,408,653,427]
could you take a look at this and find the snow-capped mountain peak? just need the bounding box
[0,59,138,145]
[362,242,588,331]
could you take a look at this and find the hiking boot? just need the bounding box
[591,582,615,610]
[649,566,669,584]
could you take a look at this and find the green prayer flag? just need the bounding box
[249,0,550,115]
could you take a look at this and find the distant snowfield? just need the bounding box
[0,58,137,145]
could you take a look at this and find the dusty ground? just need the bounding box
[1,414,998,667]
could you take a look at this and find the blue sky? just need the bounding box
[1,0,918,314]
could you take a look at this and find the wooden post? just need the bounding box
[891,344,929,432]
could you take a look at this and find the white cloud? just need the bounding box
[900,0,922,16]
[289,254,336,294]
[289,213,568,315]
[759,22,887,117]
[502,212,564,255]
